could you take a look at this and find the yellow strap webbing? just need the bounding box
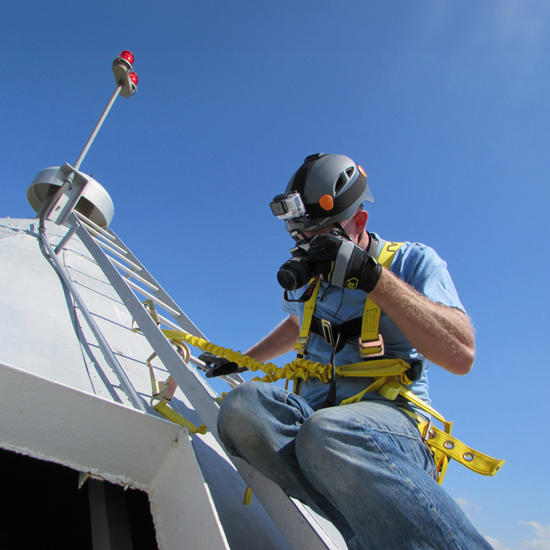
[425,425,505,477]
[294,278,322,353]
[340,377,504,482]
[360,241,402,355]
[140,320,208,435]
[243,486,253,505]
[135,304,505,483]
[153,401,207,434]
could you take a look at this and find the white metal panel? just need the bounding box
[0,217,347,550]
[0,221,96,392]
[151,433,230,550]
[0,362,229,550]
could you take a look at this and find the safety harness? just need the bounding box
[287,237,504,482]
[135,236,505,484]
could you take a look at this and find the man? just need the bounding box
[209,153,492,549]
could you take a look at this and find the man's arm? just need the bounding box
[368,268,475,375]
[244,315,300,363]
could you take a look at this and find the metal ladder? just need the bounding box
[49,210,344,550]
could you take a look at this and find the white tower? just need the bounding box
[0,51,345,550]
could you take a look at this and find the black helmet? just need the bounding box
[270,153,373,232]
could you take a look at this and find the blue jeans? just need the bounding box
[217,381,492,550]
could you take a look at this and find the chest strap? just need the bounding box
[309,316,363,352]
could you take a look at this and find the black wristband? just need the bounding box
[358,261,382,293]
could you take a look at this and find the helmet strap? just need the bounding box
[333,222,351,240]
[333,221,363,244]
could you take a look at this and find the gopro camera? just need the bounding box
[270,192,307,220]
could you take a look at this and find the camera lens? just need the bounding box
[277,256,313,290]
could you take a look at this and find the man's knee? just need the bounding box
[295,408,342,471]
[218,381,261,442]
[218,380,284,457]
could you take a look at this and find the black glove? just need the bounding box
[308,233,382,293]
[199,352,246,378]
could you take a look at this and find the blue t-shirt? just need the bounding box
[281,234,465,412]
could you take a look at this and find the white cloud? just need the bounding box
[491,1,550,47]
[486,523,550,550]
[485,536,512,550]
[454,496,550,550]
[519,522,550,550]
[455,496,480,520]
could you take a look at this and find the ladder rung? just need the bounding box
[92,237,143,272]
[157,313,188,333]
[75,211,116,241]
[91,233,129,256]
[125,279,181,317]
[93,230,128,254]
[108,256,159,292]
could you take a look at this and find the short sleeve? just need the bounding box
[390,242,465,312]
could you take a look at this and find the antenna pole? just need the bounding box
[73,84,122,171]
[73,50,138,170]
[38,51,138,231]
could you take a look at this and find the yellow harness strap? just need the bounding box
[282,240,505,483]
[146,326,505,482]
[294,278,322,353]
[404,407,505,482]
[360,241,402,356]
[153,400,207,434]
[135,286,505,484]
[293,240,403,357]
[132,301,208,435]
[146,348,207,435]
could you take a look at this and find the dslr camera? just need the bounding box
[277,230,314,291]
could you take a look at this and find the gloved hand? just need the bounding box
[308,233,382,293]
[199,352,247,378]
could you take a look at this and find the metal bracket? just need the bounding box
[47,164,90,226]
[321,319,335,347]
[358,334,385,357]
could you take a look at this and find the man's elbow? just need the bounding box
[448,346,475,376]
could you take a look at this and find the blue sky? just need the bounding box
[1,2,549,548]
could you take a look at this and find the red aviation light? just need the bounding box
[119,50,134,65]
[129,72,139,85]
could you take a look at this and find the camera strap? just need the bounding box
[283,276,320,303]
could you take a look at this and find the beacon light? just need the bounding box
[119,50,134,65]
[129,72,139,85]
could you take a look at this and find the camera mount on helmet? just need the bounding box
[270,191,307,221]
[270,153,374,232]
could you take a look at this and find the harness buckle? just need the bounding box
[294,335,310,353]
[321,319,335,347]
[359,334,385,357]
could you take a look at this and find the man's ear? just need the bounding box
[354,209,368,235]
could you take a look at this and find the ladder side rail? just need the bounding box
[75,219,339,550]
[76,219,222,409]
[40,220,146,412]
[99,233,245,387]
[78,214,246,393]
